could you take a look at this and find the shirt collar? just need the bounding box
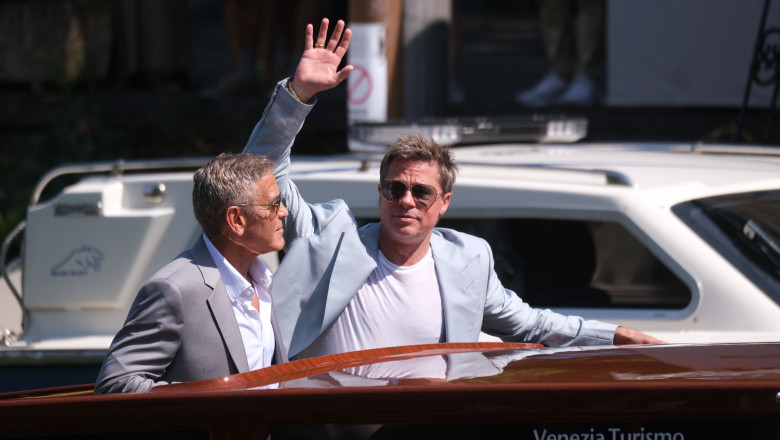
[202,234,272,304]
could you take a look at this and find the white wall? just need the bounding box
[607,0,780,107]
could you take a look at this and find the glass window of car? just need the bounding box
[357,217,691,309]
[672,189,780,306]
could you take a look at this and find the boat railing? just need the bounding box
[2,157,212,339]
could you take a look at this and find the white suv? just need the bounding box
[289,142,780,343]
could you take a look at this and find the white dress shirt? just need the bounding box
[203,234,275,370]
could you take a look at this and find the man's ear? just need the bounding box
[439,192,452,218]
[225,206,247,236]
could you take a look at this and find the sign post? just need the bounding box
[348,0,403,152]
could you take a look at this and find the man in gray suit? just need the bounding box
[95,154,291,393]
[242,18,664,362]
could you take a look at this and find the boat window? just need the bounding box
[673,189,780,306]
[357,217,691,309]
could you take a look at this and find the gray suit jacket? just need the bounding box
[244,80,617,360]
[94,237,287,393]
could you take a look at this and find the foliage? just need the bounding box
[0,92,129,260]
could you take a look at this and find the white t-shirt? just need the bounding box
[300,247,444,363]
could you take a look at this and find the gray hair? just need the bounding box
[192,153,275,239]
[379,134,458,193]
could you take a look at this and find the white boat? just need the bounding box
[2,142,780,389]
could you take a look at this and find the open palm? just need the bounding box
[292,18,353,102]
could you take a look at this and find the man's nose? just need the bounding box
[398,188,416,206]
[278,201,290,218]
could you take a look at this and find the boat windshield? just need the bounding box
[673,190,780,305]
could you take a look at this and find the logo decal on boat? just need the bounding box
[51,246,105,276]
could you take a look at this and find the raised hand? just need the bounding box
[290,18,353,103]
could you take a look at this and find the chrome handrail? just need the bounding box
[1,220,26,337]
[3,157,213,335]
[30,157,212,206]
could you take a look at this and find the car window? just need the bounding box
[673,189,780,306]
[357,217,691,309]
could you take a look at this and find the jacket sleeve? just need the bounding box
[94,278,184,393]
[241,78,342,246]
[242,78,315,193]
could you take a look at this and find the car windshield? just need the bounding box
[673,190,780,305]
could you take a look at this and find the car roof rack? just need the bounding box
[348,154,634,187]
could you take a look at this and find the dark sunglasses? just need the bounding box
[380,181,441,207]
[236,195,282,216]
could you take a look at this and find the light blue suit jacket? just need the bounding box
[244,80,617,359]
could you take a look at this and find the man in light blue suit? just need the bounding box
[244,19,664,361]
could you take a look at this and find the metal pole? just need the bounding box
[402,0,452,120]
[736,0,772,143]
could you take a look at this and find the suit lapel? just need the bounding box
[207,282,250,373]
[327,223,379,316]
[191,238,251,373]
[286,223,377,358]
[431,232,481,343]
[325,225,483,344]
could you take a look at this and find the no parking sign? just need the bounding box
[347,23,388,124]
